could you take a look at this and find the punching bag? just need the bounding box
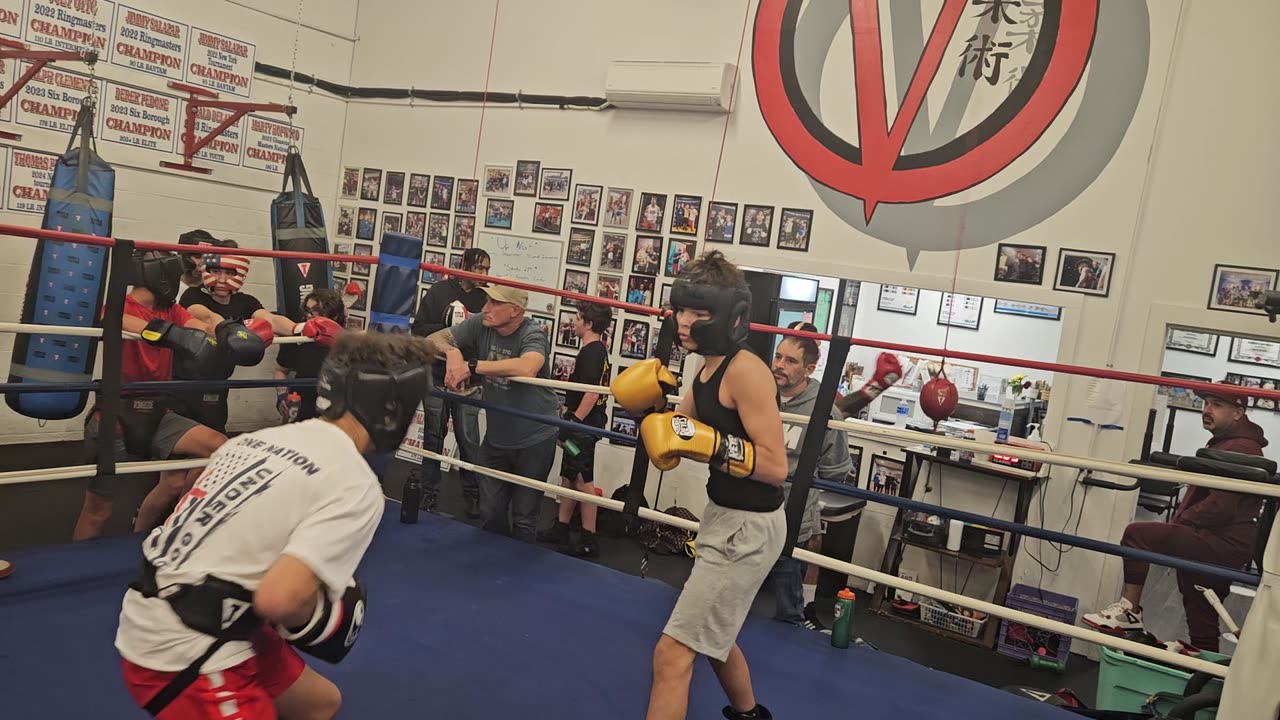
[7,98,115,420]
[270,147,331,321]
[369,230,423,334]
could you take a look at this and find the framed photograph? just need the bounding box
[627,276,655,307]
[455,179,479,215]
[993,298,1061,320]
[352,244,373,277]
[566,227,594,266]
[659,281,674,312]
[596,274,621,301]
[381,212,402,235]
[484,198,514,229]
[528,313,554,339]
[384,171,405,205]
[704,201,739,244]
[514,160,541,196]
[610,408,639,447]
[426,212,450,247]
[539,167,572,201]
[877,284,918,315]
[1258,378,1279,412]
[405,211,427,239]
[430,176,454,210]
[670,194,702,236]
[667,339,689,372]
[422,250,446,284]
[406,173,431,208]
[418,288,431,315]
[484,164,513,197]
[598,232,627,272]
[452,216,475,249]
[1209,264,1279,315]
[1053,248,1115,297]
[938,292,983,330]
[602,318,617,354]
[448,254,463,270]
[355,208,377,241]
[868,455,904,495]
[1225,373,1278,410]
[994,243,1046,285]
[839,445,864,486]
[740,204,774,246]
[340,167,359,199]
[552,352,577,382]
[604,187,633,228]
[333,243,351,275]
[1159,372,1209,412]
[1229,337,1280,369]
[1165,328,1219,356]
[359,168,382,201]
[532,202,564,234]
[572,184,603,225]
[777,208,814,251]
[345,314,366,331]
[636,192,667,232]
[620,319,651,360]
[556,309,580,348]
[562,269,590,306]
[632,236,663,276]
[336,206,355,238]
[349,278,369,312]
[666,238,696,277]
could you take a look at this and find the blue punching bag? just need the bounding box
[369,231,424,334]
[7,98,115,420]
[270,147,332,321]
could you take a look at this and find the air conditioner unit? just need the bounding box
[604,61,737,113]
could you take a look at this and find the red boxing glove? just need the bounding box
[244,317,276,346]
[294,316,342,347]
[836,352,902,418]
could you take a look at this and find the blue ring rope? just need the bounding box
[0,378,319,393]
[430,386,638,446]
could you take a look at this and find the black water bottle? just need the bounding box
[400,469,421,524]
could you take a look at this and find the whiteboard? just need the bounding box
[476,231,564,315]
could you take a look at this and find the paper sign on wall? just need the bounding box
[100,80,176,152]
[242,113,302,173]
[108,4,187,80]
[184,100,242,166]
[26,0,114,54]
[0,0,26,39]
[7,147,59,214]
[15,62,104,134]
[186,26,254,98]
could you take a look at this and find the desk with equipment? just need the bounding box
[869,440,1050,649]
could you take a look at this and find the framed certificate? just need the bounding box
[877,284,919,315]
[1165,328,1219,356]
[1229,337,1280,369]
[938,292,983,330]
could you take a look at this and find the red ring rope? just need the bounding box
[3,222,1275,403]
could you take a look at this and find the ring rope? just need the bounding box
[0,457,209,487]
[404,444,1230,680]
[0,322,314,344]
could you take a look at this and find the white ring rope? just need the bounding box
[0,457,209,487]
[0,321,313,344]
[405,444,1230,679]
[501,376,1280,499]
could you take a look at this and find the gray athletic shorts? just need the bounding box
[664,500,786,661]
[83,410,198,498]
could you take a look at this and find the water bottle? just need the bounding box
[831,588,856,648]
[285,392,302,423]
[563,437,581,458]
[997,393,1016,443]
[895,399,910,428]
[400,470,422,524]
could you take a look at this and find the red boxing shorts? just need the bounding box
[122,626,305,719]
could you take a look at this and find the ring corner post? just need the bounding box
[94,238,133,482]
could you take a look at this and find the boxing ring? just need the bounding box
[0,225,1278,718]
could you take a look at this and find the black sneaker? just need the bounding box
[464,496,481,520]
[803,602,831,634]
[571,531,599,558]
[723,704,772,720]
[538,521,571,545]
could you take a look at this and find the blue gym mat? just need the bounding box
[0,503,1075,718]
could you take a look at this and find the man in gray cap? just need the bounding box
[423,280,560,543]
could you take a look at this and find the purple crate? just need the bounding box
[997,585,1078,664]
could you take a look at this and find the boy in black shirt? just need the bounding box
[540,301,612,557]
[274,288,346,420]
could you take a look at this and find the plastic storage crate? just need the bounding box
[997,584,1078,665]
[1097,646,1229,720]
[920,602,987,638]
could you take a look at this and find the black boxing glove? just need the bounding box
[142,319,233,381]
[215,320,268,367]
[277,582,367,664]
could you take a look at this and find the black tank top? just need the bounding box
[692,347,784,513]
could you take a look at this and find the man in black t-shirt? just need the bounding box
[274,289,346,421]
[539,301,612,557]
[410,248,491,517]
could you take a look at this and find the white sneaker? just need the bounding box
[1083,598,1144,634]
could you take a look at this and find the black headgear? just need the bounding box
[128,250,184,308]
[669,280,751,356]
[177,229,217,274]
[315,359,432,453]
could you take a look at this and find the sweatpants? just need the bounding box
[1121,521,1251,652]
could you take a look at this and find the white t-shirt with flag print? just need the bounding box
[115,419,384,672]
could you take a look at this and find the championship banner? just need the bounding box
[15,62,105,134]
[185,100,242,166]
[108,4,187,81]
[6,147,59,214]
[186,26,253,98]
[99,80,177,152]
[243,114,303,174]
[0,57,19,123]
[0,0,25,39]
[26,0,113,54]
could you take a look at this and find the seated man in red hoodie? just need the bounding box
[1084,381,1268,652]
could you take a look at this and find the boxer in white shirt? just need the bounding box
[116,331,432,720]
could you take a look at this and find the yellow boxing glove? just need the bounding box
[610,358,677,414]
[639,412,756,479]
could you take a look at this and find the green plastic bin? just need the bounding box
[1096,646,1229,720]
